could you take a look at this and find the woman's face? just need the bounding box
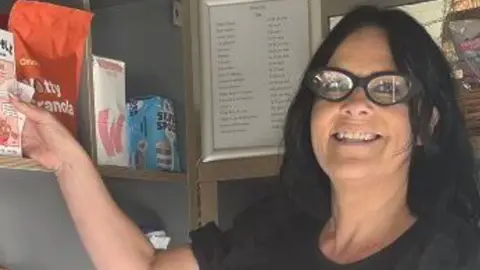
[310,27,413,184]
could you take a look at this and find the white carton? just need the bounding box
[92,55,128,166]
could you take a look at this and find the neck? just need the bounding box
[321,172,415,262]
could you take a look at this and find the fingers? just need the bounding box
[9,94,50,123]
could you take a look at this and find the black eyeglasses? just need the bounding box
[303,67,418,106]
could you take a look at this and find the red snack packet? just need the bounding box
[8,0,93,136]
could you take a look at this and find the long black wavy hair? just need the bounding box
[279,5,480,228]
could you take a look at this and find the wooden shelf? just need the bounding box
[198,154,283,182]
[0,156,187,182]
[0,156,50,172]
[99,165,186,182]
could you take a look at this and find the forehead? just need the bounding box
[327,26,397,77]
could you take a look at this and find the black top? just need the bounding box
[189,193,480,270]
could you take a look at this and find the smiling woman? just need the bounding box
[7,4,480,270]
[310,26,414,185]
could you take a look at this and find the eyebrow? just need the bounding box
[324,66,399,77]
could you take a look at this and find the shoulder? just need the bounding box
[417,214,480,270]
[190,190,301,245]
[189,191,316,270]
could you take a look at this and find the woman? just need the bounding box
[9,5,480,270]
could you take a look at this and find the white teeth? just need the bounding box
[335,132,378,141]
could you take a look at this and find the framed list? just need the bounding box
[200,0,311,162]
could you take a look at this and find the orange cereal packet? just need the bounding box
[8,0,93,136]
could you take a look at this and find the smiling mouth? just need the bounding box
[332,132,382,143]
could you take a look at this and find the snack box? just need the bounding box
[0,29,34,157]
[126,96,180,172]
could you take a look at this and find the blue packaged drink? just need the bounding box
[126,96,180,171]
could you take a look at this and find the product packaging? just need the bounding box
[92,55,128,166]
[0,28,34,157]
[126,96,180,171]
[145,230,171,250]
[0,29,14,85]
[0,80,35,157]
[8,0,93,137]
[444,8,480,91]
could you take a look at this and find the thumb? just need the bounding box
[9,94,49,123]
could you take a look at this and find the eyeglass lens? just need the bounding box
[306,70,411,105]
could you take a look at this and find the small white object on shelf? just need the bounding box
[146,230,171,250]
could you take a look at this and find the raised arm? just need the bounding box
[10,96,199,270]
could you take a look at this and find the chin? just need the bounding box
[326,162,377,184]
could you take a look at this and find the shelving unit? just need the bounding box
[3,0,200,247]
[81,0,292,231]
[83,0,200,240]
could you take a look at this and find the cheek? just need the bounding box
[387,107,412,146]
[310,102,336,151]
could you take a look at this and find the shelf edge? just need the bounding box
[0,157,50,172]
[99,165,186,182]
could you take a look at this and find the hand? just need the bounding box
[10,94,88,172]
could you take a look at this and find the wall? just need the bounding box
[319,0,434,35]
[0,170,93,269]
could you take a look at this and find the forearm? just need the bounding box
[55,154,155,270]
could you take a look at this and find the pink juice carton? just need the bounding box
[92,55,128,166]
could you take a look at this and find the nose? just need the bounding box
[340,88,374,117]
